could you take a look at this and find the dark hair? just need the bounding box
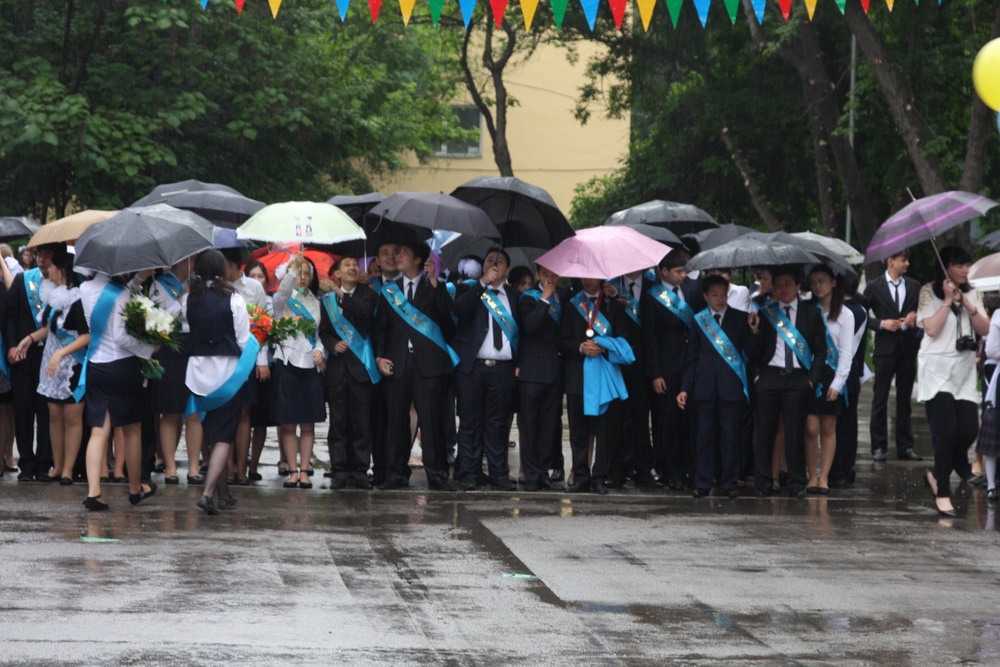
[769,265,801,285]
[189,249,234,304]
[932,245,974,299]
[333,255,359,273]
[218,247,244,267]
[508,265,533,288]
[659,249,690,271]
[50,251,77,288]
[809,264,845,321]
[243,259,269,283]
[485,247,511,268]
[401,240,429,266]
[701,273,729,294]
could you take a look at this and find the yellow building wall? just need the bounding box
[373,40,630,218]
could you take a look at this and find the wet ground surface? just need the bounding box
[2,385,1000,665]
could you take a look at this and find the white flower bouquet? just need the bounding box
[122,293,182,379]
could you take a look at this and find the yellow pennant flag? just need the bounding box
[636,0,655,30]
[885,0,894,9]
[804,0,817,19]
[268,0,281,17]
[520,0,539,29]
[399,0,416,24]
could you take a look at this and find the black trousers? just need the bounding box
[519,379,562,484]
[652,371,692,484]
[456,362,515,483]
[566,393,620,485]
[11,346,50,478]
[369,381,388,484]
[870,353,917,454]
[694,396,745,492]
[924,392,977,498]
[384,359,449,485]
[830,374,861,484]
[621,365,653,482]
[327,375,373,481]
[755,367,811,493]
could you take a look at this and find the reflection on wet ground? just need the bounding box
[2,386,1000,665]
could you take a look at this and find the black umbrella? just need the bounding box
[450,176,573,249]
[440,235,545,271]
[619,222,683,245]
[0,216,42,242]
[686,238,819,272]
[326,192,386,225]
[689,224,756,250]
[156,190,266,229]
[74,204,215,276]
[744,231,856,277]
[366,192,502,241]
[132,179,243,207]
[604,200,720,236]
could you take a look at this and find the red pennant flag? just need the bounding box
[489,0,507,27]
[861,0,871,11]
[779,0,792,20]
[609,0,627,29]
[368,0,381,22]
[234,0,245,12]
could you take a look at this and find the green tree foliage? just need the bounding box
[0,0,470,218]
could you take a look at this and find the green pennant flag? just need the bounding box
[550,0,569,28]
[723,0,738,23]
[428,0,444,24]
[835,0,846,11]
[666,0,683,28]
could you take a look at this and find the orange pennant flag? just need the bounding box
[399,0,416,24]
[805,0,817,19]
[636,0,655,30]
[267,0,281,17]
[520,0,539,29]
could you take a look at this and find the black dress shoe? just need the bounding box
[129,482,157,505]
[724,489,739,499]
[548,470,565,483]
[591,481,609,495]
[248,472,263,481]
[897,449,923,461]
[429,478,457,492]
[165,476,179,485]
[523,480,541,492]
[354,478,373,490]
[59,477,73,486]
[790,488,807,499]
[458,479,478,491]
[666,478,684,491]
[489,478,516,491]
[153,463,166,473]
[987,488,998,502]
[323,471,334,478]
[692,488,710,498]
[83,496,109,511]
[541,480,564,491]
[566,480,590,493]
[186,474,205,485]
[330,478,347,490]
[380,478,403,490]
[197,495,221,516]
[872,448,889,461]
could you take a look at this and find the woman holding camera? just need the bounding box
[917,245,989,517]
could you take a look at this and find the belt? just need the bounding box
[765,365,806,376]
[476,359,512,367]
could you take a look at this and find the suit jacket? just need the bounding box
[318,283,378,386]
[749,298,828,389]
[641,277,706,380]
[613,273,654,368]
[452,281,521,375]
[863,274,921,357]
[844,299,869,382]
[3,273,37,353]
[681,307,753,403]
[517,285,567,385]
[373,274,456,379]
[559,292,627,396]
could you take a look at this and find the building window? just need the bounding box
[436,105,482,158]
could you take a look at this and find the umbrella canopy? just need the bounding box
[791,231,864,264]
[744,231,855,277]
[619,223,682,245]
[604,200,720,236]
[975,228,1000,250]
[28,210,118,248]
[969,252,1000,284]
[367,192,502,242]
[237,201,365,245]
[0,216,41,242]
[326,193,386,225]
[74,204,215,276]
[686,238,819,272]
[162,190,265,229]
[689,224,756,251]
[450,176,573,249]
[132,179,242,207]
[864,190,1000,264]
[440,235,546,271]
[536,226,672,280]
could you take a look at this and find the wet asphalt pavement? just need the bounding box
[2,386,1000,666]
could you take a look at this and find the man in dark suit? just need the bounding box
[319,256,379,490]
[5,245,55,481]
[863,250,922,462]
[559,277,626,494]
[677,274,753,498]
[749,266,828,498]
[373,240,456,491]
[453,248,520,491]
[641,249,705,489]
[831,280,870,488]
[517,265,564,492]
[367,242,401,487]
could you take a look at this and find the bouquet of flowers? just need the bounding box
[122,294,182,379]
[248,305,316,350]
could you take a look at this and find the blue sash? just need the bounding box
[155,273,184,301]
[49,305,87,366]
[694,311,749,403]
[481,288,519,354]
[74,281,125,403]
[521,288,561,326]
[0,333,8,379]
[24,267,44,325]
[760,303,814,371]
[649,284,694,328]
[613,277,641,326]
[570,292,612,337]
[444,279,477,326]
[817,307,850,406]
[285,293,317,345]
[184,337,262,421]
[644,268,656,283]
[321,293,380,385]
[382,282,460,367]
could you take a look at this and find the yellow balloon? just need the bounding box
[973,38,1000,111]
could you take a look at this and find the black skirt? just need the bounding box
[977,405,1000,457]
[271,361,325,425]
[250,376,276,427]
[85,357,145,428]
[151,340,190,415]
[200,384,248,446]
[807,389,845,416]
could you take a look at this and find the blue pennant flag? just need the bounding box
[693,0,710,26]
[459,0,476,26]
[336,0,350,19]
[751,0,765,22]
[580,0,599,30]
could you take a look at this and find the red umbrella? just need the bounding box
[248,243,339,293]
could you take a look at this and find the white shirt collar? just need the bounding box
[885,271,902,287]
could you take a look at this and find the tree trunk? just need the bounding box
[805,90,837,237]
[459,19,515,177]
[720,122,783,231]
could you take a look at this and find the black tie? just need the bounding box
[893,282,901,313]
[714,313,722,326]
[629,281,638,301]
[783,306,794,371]
[672,286,680,298]
[490,289,503,351]
[407,281,414,302]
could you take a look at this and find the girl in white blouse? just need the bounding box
[804,264,855,495]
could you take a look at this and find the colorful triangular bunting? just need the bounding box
[428,0,444,24]
[666,0,683,28]
[368,0,381,22]
[723,0,738,23]
[335,0,350,20]
[636,0,656,30]
[692,0,710,26]
[885,0,894,10]
[609,0,627,29]
[750,0,765,22]
[459,0,476,26]
[580,0,599,30]
[520,0,539,28]
[834,0,845,12]
[267,0,281,18]
[860,0,870,12]
[778,0,792,21]
[805,0,817,19]
[489,0,508,27]
[550,0,569,27]
[400,0,415,24]
[233,0,245,12]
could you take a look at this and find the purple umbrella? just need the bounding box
[864,191,999,264]
[536,226,672,280]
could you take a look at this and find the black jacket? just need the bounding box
[318,283,378,385]
[517,285,568,385]
[749,298,828,389]
[559,292,627,396]
[452,281,521,376]
[681,307,753,403]
[373,274,455,379]
[641,277,706,380]
[863,274,921,357]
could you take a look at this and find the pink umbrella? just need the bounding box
[536,226,673,280]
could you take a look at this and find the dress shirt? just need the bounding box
[768,300,801,370]
[402,274,423,350]
[886,271,909,330]
[477,283,513,361]
[80,274,154,364]
[727,285,752,312]
[182,292,250,396]
[272,266,325,369]
[662,280,685,303]
[149,271,189,332]
[822,306,855,393]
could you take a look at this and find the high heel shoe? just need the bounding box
[83,496,109,512]
[129,482,158,505]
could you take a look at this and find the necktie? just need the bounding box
[783,306,794,371]
[892,281,901,313]
[672,286,680,302]
[629,281,638,301]
[407,281,414,302]
[490,288,503,351]
[714,313,722,326]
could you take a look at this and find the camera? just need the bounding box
[956,336,978,352]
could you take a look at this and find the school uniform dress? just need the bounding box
[80,275,154,428]
[37,286,88,403]
[271,268,326,425]
[149,272,189,415]
[807,303,855,416]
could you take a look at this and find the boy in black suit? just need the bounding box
[677,274,753,498]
